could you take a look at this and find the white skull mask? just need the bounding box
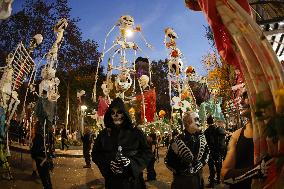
[119,15,134,28]
[115,71,132,92]
[111,108,124,126]
[139,75,149,90]
[101,81,113,96]
[165,27,178,39]
[183,112,200,133]
[54,18,68,32]
[168,58,183,75]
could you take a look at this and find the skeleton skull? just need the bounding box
[115,71,132,92]
[168,58,183,76]
[183,111,201,133]
[101,80,113,96]
[54,18,68,32]
[165,27,178,39]
[111,108,124,126]
[139,75,149,90]
[119,15,134,28]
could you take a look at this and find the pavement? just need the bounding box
[1,144,227,189]
[9,142,84,158]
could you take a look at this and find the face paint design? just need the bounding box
[184,112,200,133]
[111,108,124,126]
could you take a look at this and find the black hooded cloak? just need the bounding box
[92,97,152,189]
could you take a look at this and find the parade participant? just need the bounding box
[81,127,93,168]
[92,97,152,189]
[165,111,209,189]
[204,115,226,188]
[146,131,157,181]
[31,90,56,189]
[221,91,271,189]
[31,122,54,189]
[61,127,68,150]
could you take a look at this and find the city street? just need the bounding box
[0,146,226,189]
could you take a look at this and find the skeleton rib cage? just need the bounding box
[10,42,35,91]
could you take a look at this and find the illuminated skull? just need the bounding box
[168,58,183,75]
[111,108,124,126]
[115,70,132,92]
[119,15,134,28]
[101,80,113,96]
[138,75,149,90]
[54,18,68,32]
[165,27,178,39]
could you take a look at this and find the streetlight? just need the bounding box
[80,105,87,134]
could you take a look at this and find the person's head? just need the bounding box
[104,97,132,129]
[207,115,214,125]
[84,127,90,134]
[183,111,201,134]
[240,91,251,119]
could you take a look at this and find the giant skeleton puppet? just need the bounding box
[92,15,152,102]
[164,28,196,116]
[33,19,67,180]
[0,33,42,180]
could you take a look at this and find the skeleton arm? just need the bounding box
[223,157,272,185]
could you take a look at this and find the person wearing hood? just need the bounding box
[92,97,152,189]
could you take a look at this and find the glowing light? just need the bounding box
[81,105,87,111]
[126,29,134,38]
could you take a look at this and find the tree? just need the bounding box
[0,0,103,131]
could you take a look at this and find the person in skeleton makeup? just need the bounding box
[92,97,152,189]
[221,91,272,189]
[164,111,209,189]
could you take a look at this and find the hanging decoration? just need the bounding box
[164,27,197,117]
[91,15,154,125]
[185,0,284,188]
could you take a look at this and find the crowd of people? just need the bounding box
[5,94,272,189]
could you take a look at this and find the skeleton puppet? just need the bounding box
[164,27,183,76]
[0,0,13,20]
[93,15,152,102]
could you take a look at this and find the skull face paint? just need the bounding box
[183,111,201,133]
[111,108,124,126]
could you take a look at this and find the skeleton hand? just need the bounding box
[258,157,273,177]
[110,161,123,174]
[116,156,131,167]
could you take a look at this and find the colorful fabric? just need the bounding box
[97,96,110,117]
[186,0,251,72]
[136,89,156,123]
[186,0,284,188]
[0,107,6,143]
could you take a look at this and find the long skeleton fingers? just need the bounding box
[224,157,273,185]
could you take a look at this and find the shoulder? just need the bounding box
[97,128,109,137]
[216,127,226,135]
[228,128,242,147]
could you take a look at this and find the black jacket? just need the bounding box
[92,98,152,189]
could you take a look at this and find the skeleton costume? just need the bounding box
[92,97,152,189]
[165,112,209,189]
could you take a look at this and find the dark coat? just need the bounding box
[92,98,152,189]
